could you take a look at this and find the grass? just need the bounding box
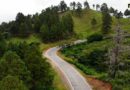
[72,9,130,39]
[73,9,102,38]
[60,38,130,89]
[53,69,68,90]
[58,51,112,90]
[8,34,41,44]
[7,9,130,90]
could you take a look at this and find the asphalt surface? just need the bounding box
[44,46,92,90]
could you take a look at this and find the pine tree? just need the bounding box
[84,0,90,9]
[76,2,82,16]
[102,11,112,34]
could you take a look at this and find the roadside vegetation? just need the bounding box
[60,1,130,90]
[0,0,130,90]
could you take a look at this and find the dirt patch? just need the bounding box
[86,76,112,90]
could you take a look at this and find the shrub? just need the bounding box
[87,33,103,43]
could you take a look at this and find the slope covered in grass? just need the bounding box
[60,9,130,90]
[72,9,130,39]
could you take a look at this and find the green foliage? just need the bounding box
[0,75,28,90]
[0,51,31,87]
[85,49,107,71]
[0,33,7,57]
[76,2,82,16]
[10,13,33,37]
[7,42,54,90]
[59,1,67,12]
[102,11,112,34]
[40,7,74,42]
[115,11,123,19]
[72,61,97,75]
[100,3,109,12]
[84,0,90,9]
[61,37,130,89]
[124,9,130,16]
[87,33,103,43]
[91,18,97,27]
[61,14,74,34]
[23,43,54,90]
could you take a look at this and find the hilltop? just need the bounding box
[70,9,130,38]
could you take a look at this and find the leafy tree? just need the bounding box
[59,0,67,12]
[0,75,28,90]
[84,0,90,9]
[91,18,97,27]
[0,51,31,87]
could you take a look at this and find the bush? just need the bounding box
[87,33,103,43]
[78,49,107,72]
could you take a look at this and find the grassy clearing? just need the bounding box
[8,34,41,44]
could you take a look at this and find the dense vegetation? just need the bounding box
[59,1,130,90]
[61,36,130,89]
[0,35,54,90]
[0,0,130,90]
[0,6,74,43]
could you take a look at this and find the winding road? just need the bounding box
[44,46,92,90]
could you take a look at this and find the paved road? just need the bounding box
[44,46,92,90]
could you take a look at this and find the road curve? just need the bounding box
[44,46,92,90]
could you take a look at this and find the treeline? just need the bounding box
[40,7,74,42]
[0,34,54,90]
[1,0,129,42]
[0,1,74,43]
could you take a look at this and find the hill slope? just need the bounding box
[72,9,130,38]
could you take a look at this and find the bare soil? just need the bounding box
[86,76,112,90]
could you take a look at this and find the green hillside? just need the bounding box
[72,9,130,38]
[60,9,130,90]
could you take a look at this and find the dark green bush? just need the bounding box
[87,33,103,43]
[78,49,107,72]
